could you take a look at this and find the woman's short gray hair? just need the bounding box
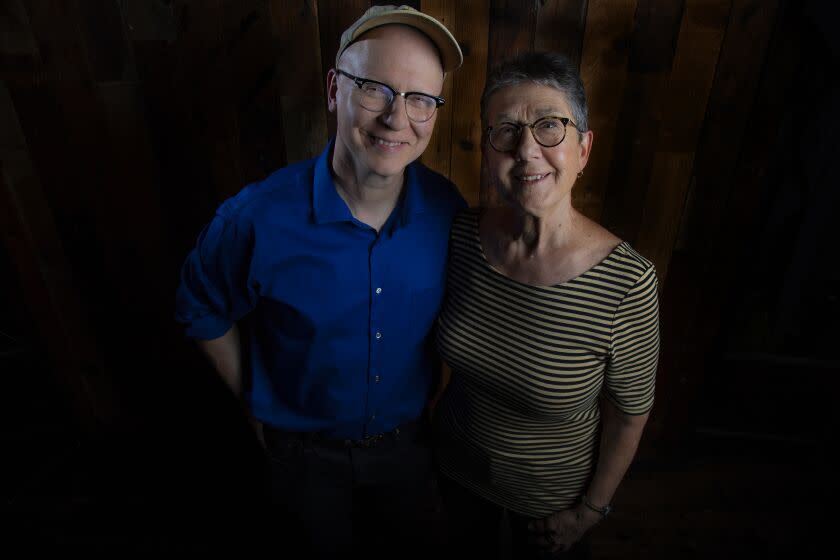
[480,51,589,135]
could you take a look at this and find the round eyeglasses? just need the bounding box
[336,69,444,123]
[486,116,579,152]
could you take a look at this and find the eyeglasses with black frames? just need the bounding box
[486,116,579,153]
[335,69,444,123]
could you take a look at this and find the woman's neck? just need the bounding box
[501,203,578,258]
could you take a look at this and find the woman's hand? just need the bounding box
[527,504,602,554]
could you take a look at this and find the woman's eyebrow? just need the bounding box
[493,108,563,123]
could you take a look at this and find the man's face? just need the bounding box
[328,25,445,184]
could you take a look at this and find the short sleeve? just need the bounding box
[174,213,259,340]
[604,265,660,415]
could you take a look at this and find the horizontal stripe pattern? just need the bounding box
[435,209,660,517]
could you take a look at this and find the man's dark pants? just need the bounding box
[263,421,444,559]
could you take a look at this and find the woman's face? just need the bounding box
[483,83,592,216]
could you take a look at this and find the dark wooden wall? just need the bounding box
[1,0,837,459]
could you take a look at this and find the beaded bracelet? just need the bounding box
[581,495,612,517]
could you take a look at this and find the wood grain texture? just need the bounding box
[575,0,637,220]
[487,0,537,72]
[634,0,731,283]
[716,0,803,349]
[653,0,781,446]
[77,0,137,83]
[682,0,780,252]
[599,0,685,243]
[443,0,489,206]
[0,0,39,58]
[534,0,588,67]
[270,0,329,164]
[119,0,178,42]
[166,0,243,203]
[0,81,113,430]
[418,0,458,178]
[317,0,370,139]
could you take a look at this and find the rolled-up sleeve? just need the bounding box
[175,212,258,340]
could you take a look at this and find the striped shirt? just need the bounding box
[434,209,660,517]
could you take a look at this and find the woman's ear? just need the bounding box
[577,129,594,170]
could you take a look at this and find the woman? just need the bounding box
[434,51,660,559]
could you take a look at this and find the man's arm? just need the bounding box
[196,324,243,398]
[196,323,264,444]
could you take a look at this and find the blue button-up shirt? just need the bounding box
[175,143,466,439]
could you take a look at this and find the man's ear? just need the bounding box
[326,69,339,113]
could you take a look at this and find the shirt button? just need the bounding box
[375,375,381,383]
[375,331,382,339]
[375,287,382,294]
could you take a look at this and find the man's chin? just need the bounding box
[365,155,412,179]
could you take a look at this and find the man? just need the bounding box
[175,5,464,558]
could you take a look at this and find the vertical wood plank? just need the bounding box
[170,0,243,203]
[598,0,685,244]
[120,0,178,42]
[127,31,222,271]
[634,0,731,283]
[19,1,179,415]
[653,0,781,447]
[126,12,219,267]
[219,0,282,186]
[77,0,137,83]
[418,0,456,178]
[317,0,371,138]
[71,1,172,351]
[16,0,119,299]
[442,0,489,206]
[683,0,780,253]
[534,0,589,68]
[0,0,38,58]
[487,0,537,72]
[716,0,804,349]
[0,81,114,430]
[95,81,169,330]
[269,0,329,164]
[575,0,637,220]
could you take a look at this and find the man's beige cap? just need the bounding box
[336,4,463,72]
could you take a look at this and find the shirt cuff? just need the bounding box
[182,314,234,340]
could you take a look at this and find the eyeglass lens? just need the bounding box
[490,119,568,151]
[356,82,438,122]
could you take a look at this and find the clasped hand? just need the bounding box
[527,505,601,555]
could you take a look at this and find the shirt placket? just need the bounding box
[366,234,386,437]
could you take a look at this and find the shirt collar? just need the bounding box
[311,140,430,230]
[312,141,354,224]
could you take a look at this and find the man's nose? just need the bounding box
[380,95,410,130]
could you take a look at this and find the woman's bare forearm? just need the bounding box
[585,399,650,509]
